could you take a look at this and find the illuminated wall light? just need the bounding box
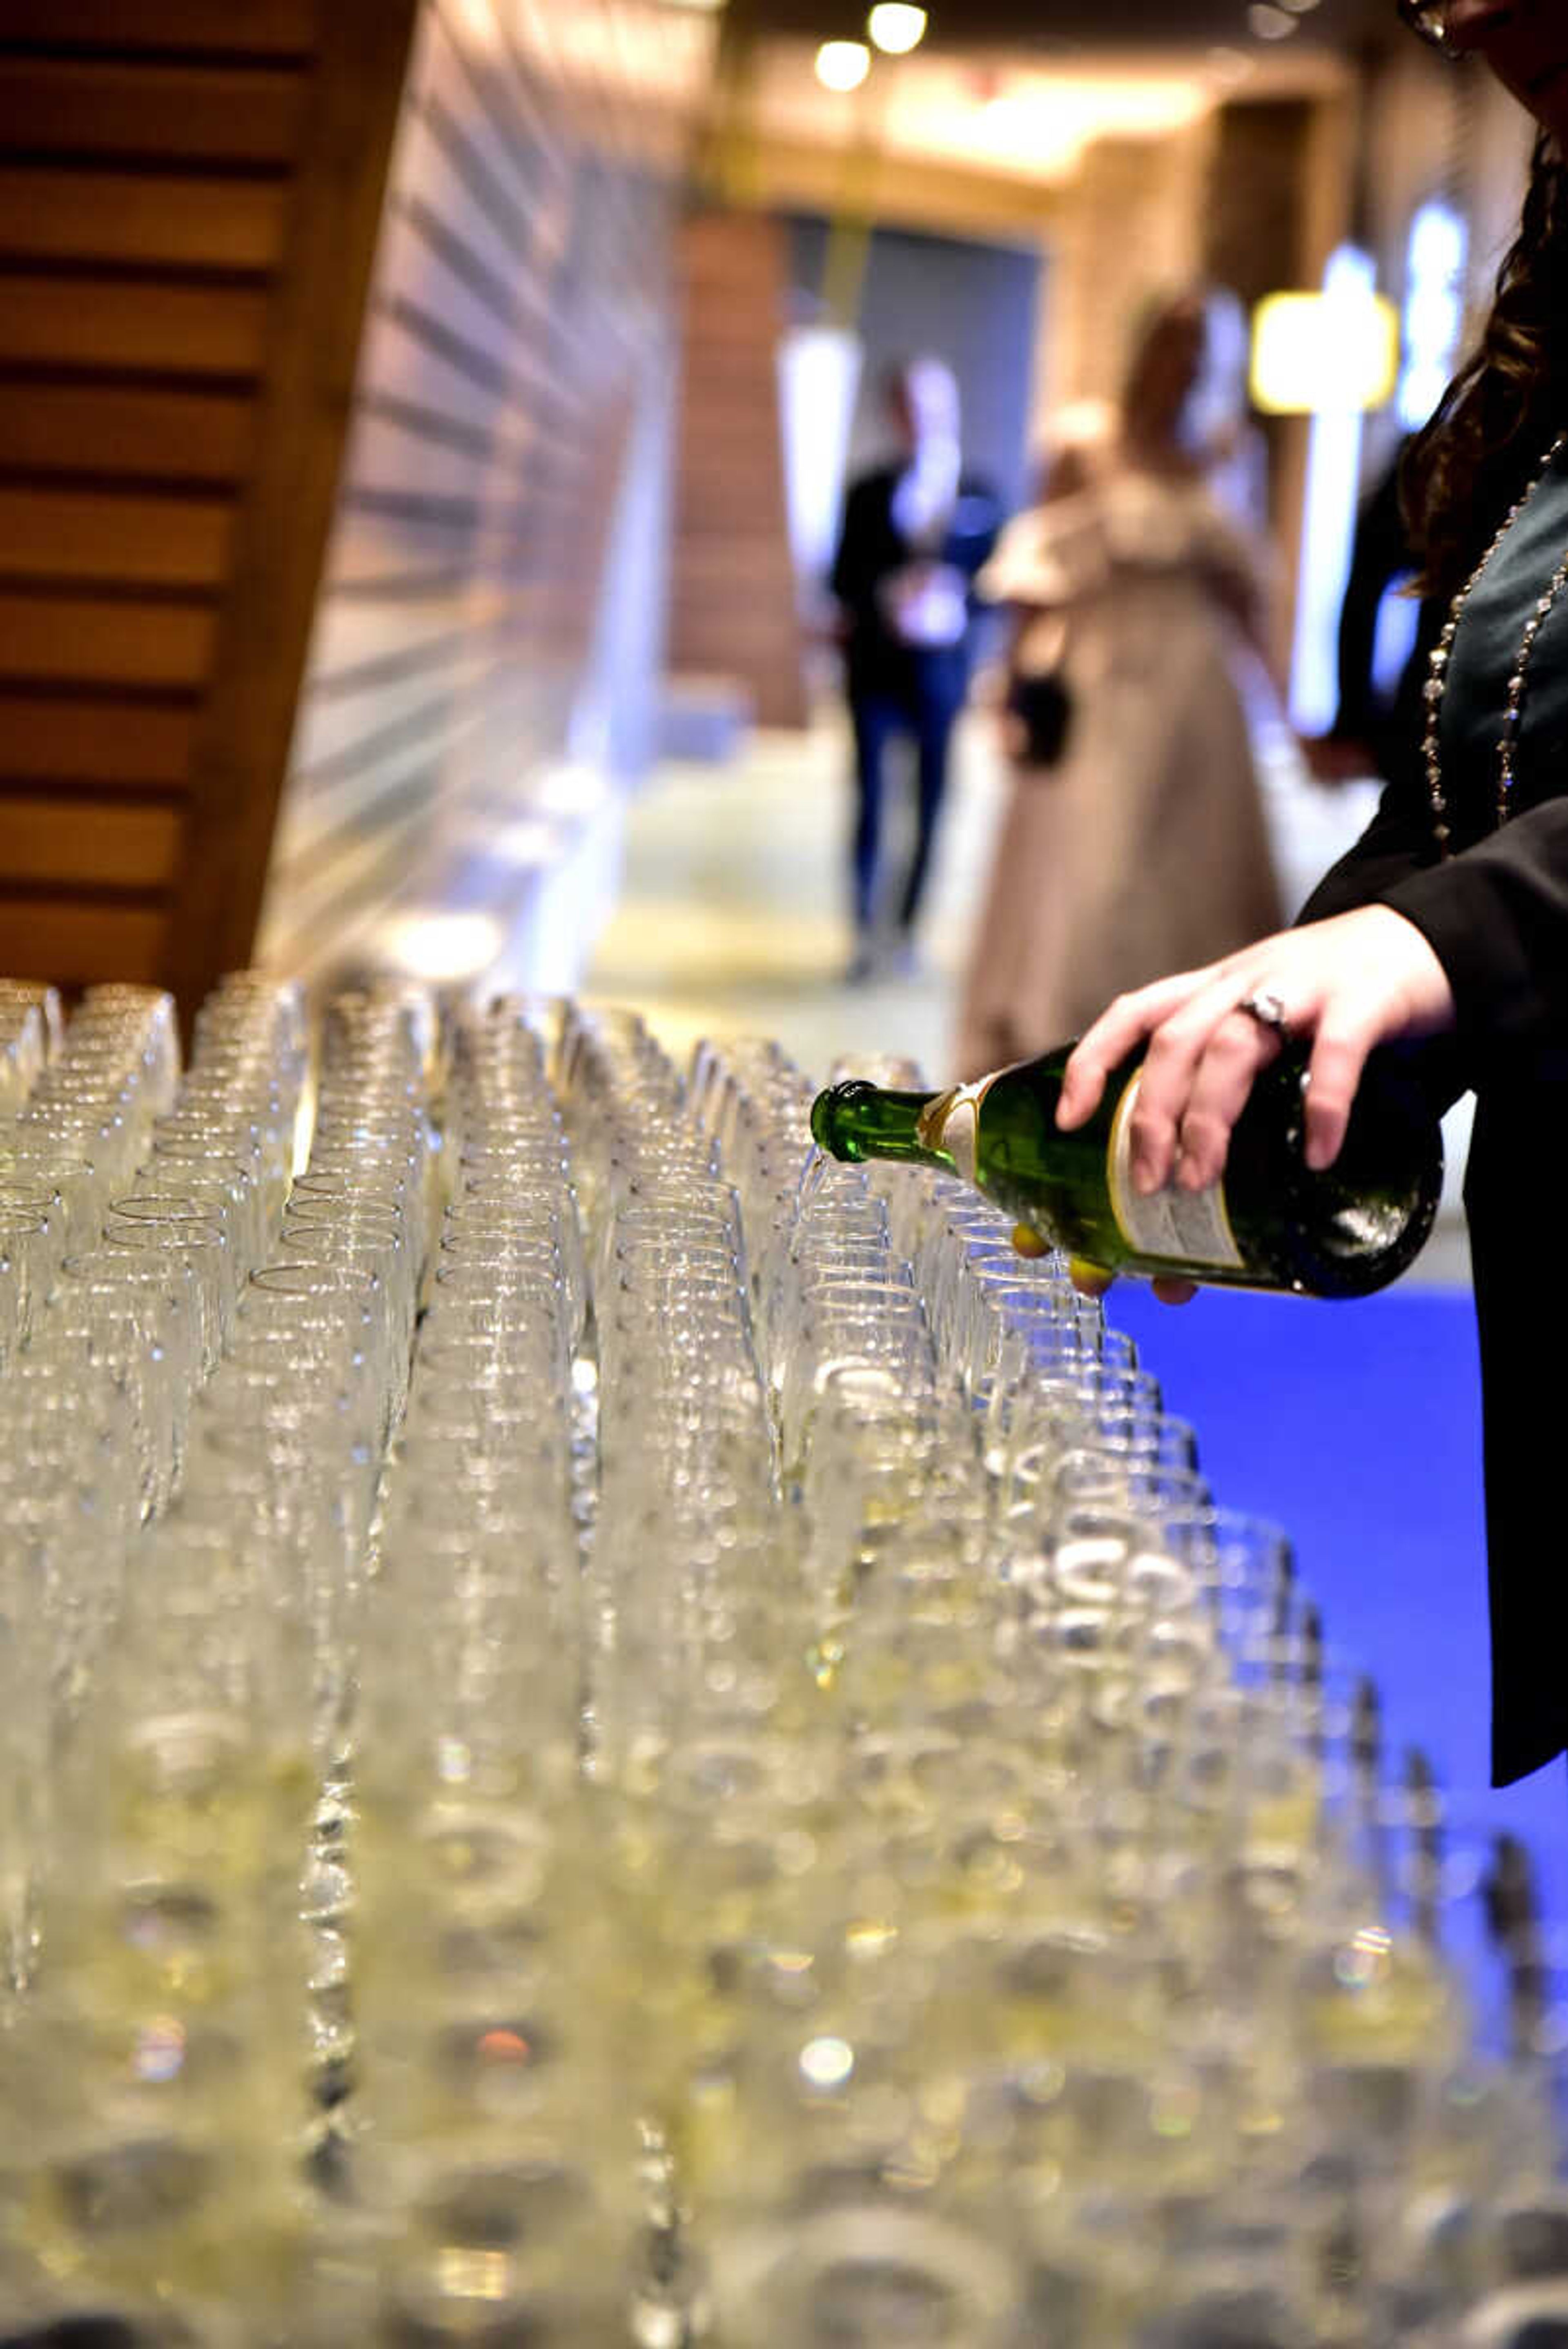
[868,3,928,53]
[816,38,872,91]
[1251,288,1399,416]
[1247,2,1299,35]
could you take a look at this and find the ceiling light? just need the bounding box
[868,3,927,53]
[1247,2,1298,33]
[816,38,871,91]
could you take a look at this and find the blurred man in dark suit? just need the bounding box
[830,356,1002,981]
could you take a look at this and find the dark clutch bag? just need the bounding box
[1006,668,1073,771]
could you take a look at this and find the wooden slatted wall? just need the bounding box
[0,0,422,1002]
[667,209,811,732]
[0,0,710,1008]
[255,0,713,986]
[0,0,314,986]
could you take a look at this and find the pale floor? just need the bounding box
[584,702,1007,1084]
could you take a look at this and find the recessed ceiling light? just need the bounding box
[1247,2,1299,36]
[868,4,928,53]
[816,38,872,91]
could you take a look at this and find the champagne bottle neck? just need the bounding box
[810,1080,956,1172]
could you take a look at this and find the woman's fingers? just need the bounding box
[1049,909,1456,1247]
[1125,973,1284,1192]
[1057,968,1217,1130]
[1066,1259,1197,1306]
[1151,1276,1199,1305]
[1167,1009,1284,1191]
[1301,1021,1377,1171]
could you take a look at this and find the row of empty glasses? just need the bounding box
[0,979,1562,2347]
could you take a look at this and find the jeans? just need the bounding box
[848,687,958,935]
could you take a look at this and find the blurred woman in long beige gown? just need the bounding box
[954,289,1284,1076]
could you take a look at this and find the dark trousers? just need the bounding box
[848,687,958,934]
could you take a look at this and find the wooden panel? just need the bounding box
[0,60,307,162]
[0,274,268,372]
[161,0,425,1007]
[0,692,195,786]
[0,488,231,586]
[0,384,257,483]
[0,0,316,52]
[0,592,213,686]
[0,167,288,269]
[0,795,182,885]
[0,895,166,986]
[668,210,808,729]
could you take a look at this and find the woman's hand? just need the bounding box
[1055,905,1457,1193]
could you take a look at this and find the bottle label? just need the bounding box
[1106,1072,1245,1272]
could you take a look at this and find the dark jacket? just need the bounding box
[1302,692,1568,1786]
[1331,438,1425,801]
[830,463,1002,712]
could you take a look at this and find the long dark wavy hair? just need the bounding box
[1404,133,1568,602]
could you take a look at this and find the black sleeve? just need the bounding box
[1301,582,1442,924]
[1296,706,1476,1110]
[1380,796,1568,1047]
[1300,649,1568,1044]
[1298,774,1441,925]
[1293,768,1568,1109]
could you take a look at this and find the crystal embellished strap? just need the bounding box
[1423,431,1568,856]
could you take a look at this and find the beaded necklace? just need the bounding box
[1423,431,1568,855]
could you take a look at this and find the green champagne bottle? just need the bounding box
[809,1044,1443,1299]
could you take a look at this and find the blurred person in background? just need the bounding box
[1305,430,1426,792]
[1053,0,1568,1790]
[954,287,1283,1076]
[830,356,1002,984]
